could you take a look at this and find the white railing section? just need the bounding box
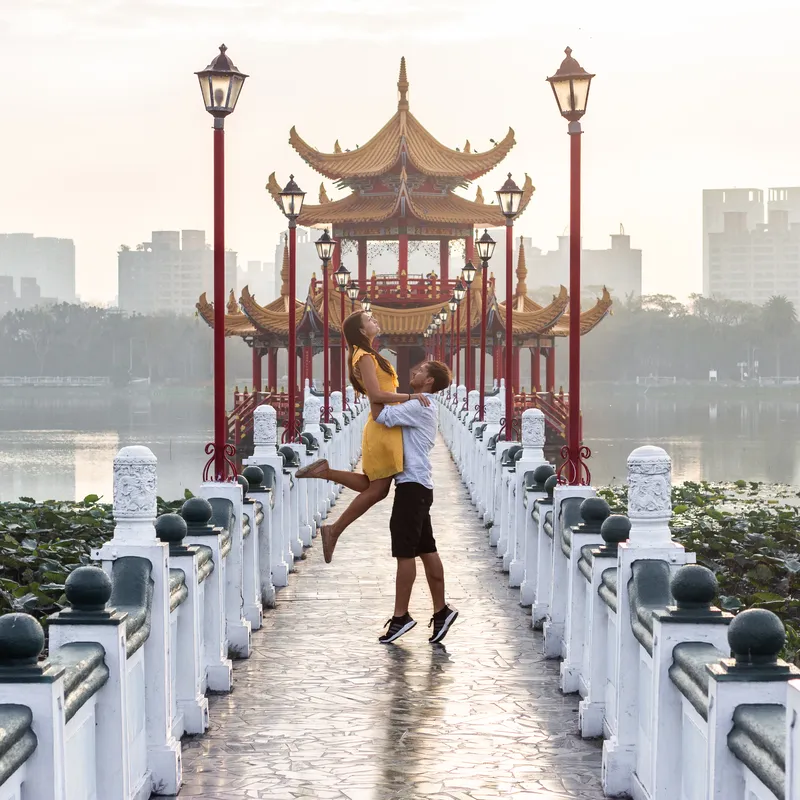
[437,391,800,800]
[0,394,368,800]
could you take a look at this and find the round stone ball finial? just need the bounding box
[728,608,786,666]
[65,566,112,612]
[278,445,300,468]
[580,497,611,524]
[671,564,718,610]
[0,613,45,667]
[544,474,559,499]
[533,464,555,486]
[242,465,264,491]
[155,513,188,545]
[181,496,213,526]
[601,514,631,545]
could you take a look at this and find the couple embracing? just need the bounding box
[297,310,458,645]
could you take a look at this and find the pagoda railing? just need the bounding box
[514,390,574,441]
[364,273,460,306]
[226,389,278,451]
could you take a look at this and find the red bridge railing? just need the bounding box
[514,390,574,441]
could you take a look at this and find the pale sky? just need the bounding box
[2,0,799,305]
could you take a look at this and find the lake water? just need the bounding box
[1,386,800,502]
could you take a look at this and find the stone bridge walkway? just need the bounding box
[175,439,605,800]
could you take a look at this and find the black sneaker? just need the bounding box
[428,605,458,643]
[378,613,416,644]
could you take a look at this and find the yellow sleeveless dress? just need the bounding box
[352,348,404,480]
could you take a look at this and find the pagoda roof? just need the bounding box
[266,172,535,228]
[550,288,613,337]
[196,289,257,337]
[289,58,515,184]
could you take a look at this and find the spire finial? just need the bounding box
[515,235,528,297]
[397,56,409,111]
[227,288,238,314]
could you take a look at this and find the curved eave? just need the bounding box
[287,113,516,183]
[550,288,613,337]
[496,286,569,334]
[404,114,515,181]
[196,292,257,337]
[240,285,303,334]
[288,117,402,180]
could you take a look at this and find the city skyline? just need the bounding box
[2,1,799,305]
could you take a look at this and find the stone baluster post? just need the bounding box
[519,464,555,607]
[278,446,303,565]
[93,445,181,794]
[181,497,233,691]
[480,395,503,523]
[248,404,288,592]
[0,614,68,800]
[532,475,559,629]
[242,466,275,607]
[302,393,327,525]
[602,445,694,797]
[236,474,264,629]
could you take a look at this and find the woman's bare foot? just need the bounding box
[296,458,329,479]
[321,525,340,564]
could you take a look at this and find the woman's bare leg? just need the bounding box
[329,476,392,537]
[326,468,370,494]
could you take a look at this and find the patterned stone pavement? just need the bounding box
[174,437,605,799]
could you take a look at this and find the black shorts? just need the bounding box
[389,482,437,559]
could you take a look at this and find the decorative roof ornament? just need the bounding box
[464,140,471,153]
[319,183,330,204]
[334,140,342,154]
[227,289,239,315]
[515,235,528,297]
[475,186,484,204]
[279,235,289,297]
[398,56,409,111]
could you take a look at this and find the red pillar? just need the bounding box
[252,346,262,393]
[358,239,367,290]
[532,346,541,393]
[493,340,503,382]
[267,348,277,391]
[399,234,408,293]
[439,240,449,294]
[512,345,520,394]
[305,344,313,383]
[465,234,474,266]
[546,348,556,394]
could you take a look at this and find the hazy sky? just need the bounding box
[2,0,799,305]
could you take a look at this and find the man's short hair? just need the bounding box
[425,361,452,394]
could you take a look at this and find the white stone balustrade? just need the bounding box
[436,396,800,800]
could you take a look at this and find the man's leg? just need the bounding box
[393,558,417,617]
[419,552,446,614]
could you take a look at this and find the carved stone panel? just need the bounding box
[254,405,278,447]
[522,409,545,448]
[113,445,157,519]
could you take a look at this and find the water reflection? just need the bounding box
[1,388,800,502]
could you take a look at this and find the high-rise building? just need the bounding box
[238,260,274,302]
[0,233,76,306]
[703,188,800,305]
[518,230,642,301]
[118,230,237,315]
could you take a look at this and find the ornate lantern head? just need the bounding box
[195,44,248,119]
[546,47,595,123]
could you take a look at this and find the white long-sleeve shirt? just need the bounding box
[376,394,437,489]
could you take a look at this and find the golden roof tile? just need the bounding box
[196,292,257,337]
[240,285,304,334]
[496,286,568,334]
[288,59,515,182]
[551,287,613,337]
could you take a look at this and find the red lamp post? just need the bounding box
[278,175,306,442]
[333,263,350,409]
[195,44,248,481]
[438,307,448,362]
[461,261,476,395]
[496,174,524,439]
[547,47,595,485]
[453,279,465,385]
[448,295,457,371]
[475,229,496,420]
[315,229,335,423]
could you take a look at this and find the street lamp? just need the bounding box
[195,44,248,482]
[361,295,372,313]
[438,306,448,363]
[453,279,465,386]
[315,229,336,423]
[278,175,306,442]
[496,173,524,439]
[547,47,595,485]
[461,261,476,394]
[333,262,350,409]
[448,295,458,372]
[475,229,496,421]
[347,280,359,312]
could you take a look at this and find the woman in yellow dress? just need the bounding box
[296,310,430,562]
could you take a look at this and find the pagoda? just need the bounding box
[197,58,611,451]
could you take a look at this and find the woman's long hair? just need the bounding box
[343,311,394,396]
